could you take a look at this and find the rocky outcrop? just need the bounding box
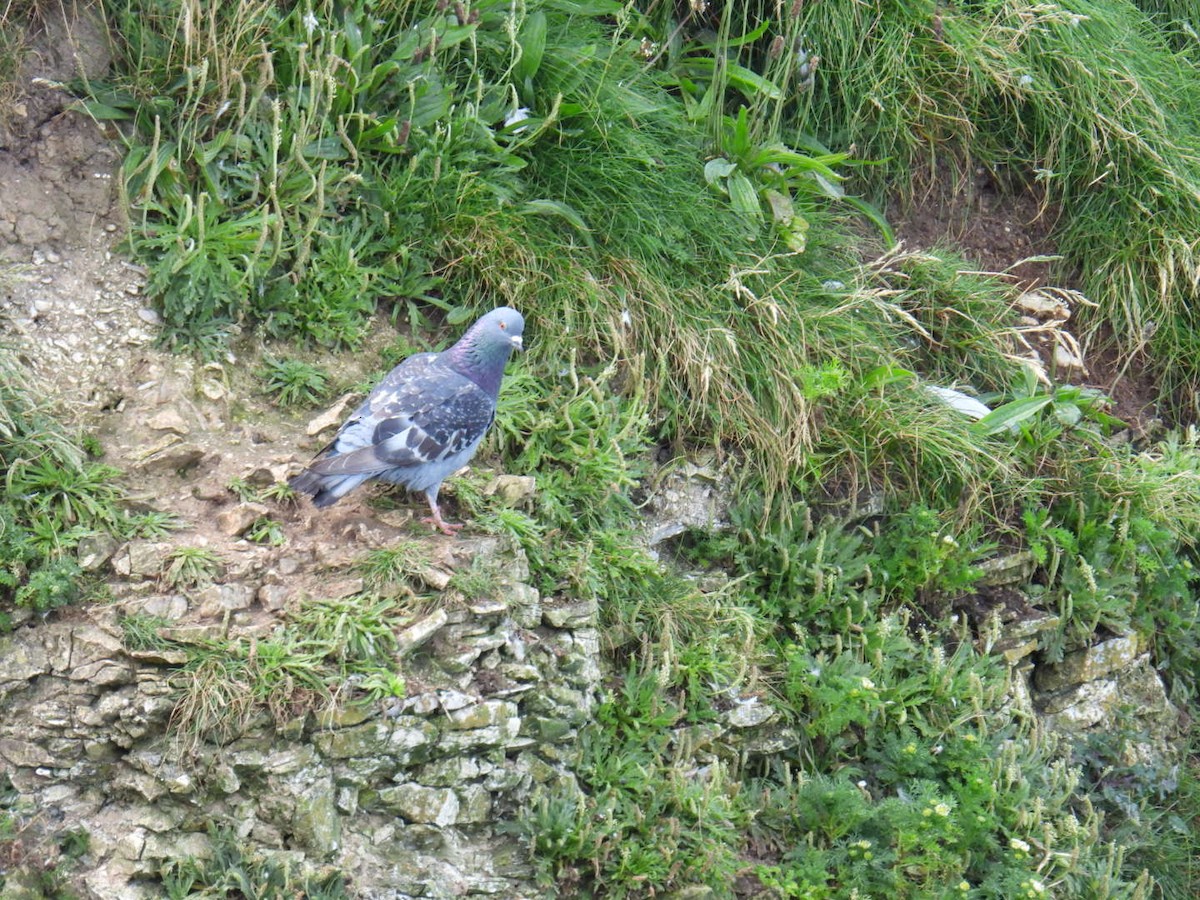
[0,536,600,899]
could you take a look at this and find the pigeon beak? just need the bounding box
[511,335,524,351]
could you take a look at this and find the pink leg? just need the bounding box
[421,492,463,536]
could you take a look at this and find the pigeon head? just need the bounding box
[445,307,525,397]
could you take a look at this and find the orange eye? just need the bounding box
[499,322,507,330]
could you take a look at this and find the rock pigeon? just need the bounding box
[289,307,525,534]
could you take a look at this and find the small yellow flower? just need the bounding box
[934,802,951,817]
[958,881,970,892]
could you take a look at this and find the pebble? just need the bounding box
[45,251,61,264]
[137,307,161,324]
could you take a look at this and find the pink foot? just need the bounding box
[421,512,464,536]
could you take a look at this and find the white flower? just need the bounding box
[620,308,632,327]
[303,10,319,35]
[1019,74,1034,87]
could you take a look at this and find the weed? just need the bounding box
[160,547,221,590]
[244,517,285,546]
[259,357,330,408]
[355,541,430,595]
[119,613,173,652]
[159,825,350,899]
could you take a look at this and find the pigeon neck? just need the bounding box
[445,337,510,400]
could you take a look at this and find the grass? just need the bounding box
[258,357,330,408]
[0,350,135,629]
[121,591,408,751]
[160,547,221,590]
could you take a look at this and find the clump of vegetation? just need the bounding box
[160,546,221,590]
[120,592,407,750]
[159,825,350,899]
[259,357,331,408]
[0,352,131,630]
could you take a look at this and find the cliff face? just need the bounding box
[0,537,1181,898]
[0,535,605,898]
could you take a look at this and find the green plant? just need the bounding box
[160,547,221,590]
[355,541,430,594]
[159,825,350,899]
[244,517,285,546]
[259,357,330,408]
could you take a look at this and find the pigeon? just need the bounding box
[289,307,525,535]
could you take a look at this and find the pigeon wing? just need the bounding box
[304,365,495,478]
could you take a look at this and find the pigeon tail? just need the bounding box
[289,470,369,508]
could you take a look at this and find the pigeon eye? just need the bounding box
[499,322,507,330]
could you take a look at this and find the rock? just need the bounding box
[396,609,449,655]
[1035,634,1142,693]
[0,634,51,688]
[1053,343,1087,373]
[77,532,120,571]
[195,583,256,618]
[113,540,172,578]
[290,771,341,853]
[542,597,598,628]
[725,698,777,728]
[483,474,536,506]
[134,439,207,474]
[641,456,734,546]
[1015,290,1070,321]
[975,551,1037,586]
[257,583,291,611]
[446,700,519,731]
[379,783,459,826]
[217,502,270,537]
[306,392,356,437]
[147,407,190,435]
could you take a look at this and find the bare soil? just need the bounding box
[890,164,1161,430]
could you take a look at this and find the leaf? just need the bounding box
[520,199,595,247]
[704,158,738,185]
[975,395,1054,435]
[303,137,350,160]
[765,189,794,224]
[681,57,783,101]
[446,306,474,325]
[73,99,134,120]
[863,366,916,389]
[841,195,896,247]
[726,172,763,223]
[1052,400,1083,427]
[810,172,846,200]
[515,11,547,83]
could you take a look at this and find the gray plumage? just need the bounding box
[290,307,524,534]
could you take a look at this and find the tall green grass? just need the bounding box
[792,0,1200,405]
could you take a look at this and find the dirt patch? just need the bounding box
[891,163,1063,287]
[889,163,1163,431]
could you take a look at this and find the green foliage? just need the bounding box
[244,517,285,546]
[0,352,132,630]
[123,592,407,747]
[517,669,749,897]
[160,547,221,590]
[160,825,350,899]
[355,541,430,595]
[258,357,330,408]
